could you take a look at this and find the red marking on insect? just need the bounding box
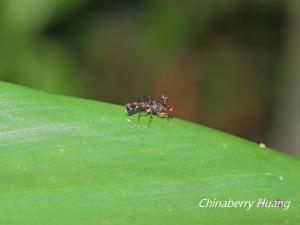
[168,105,175,114]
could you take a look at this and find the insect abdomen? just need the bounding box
[125,103,139,115]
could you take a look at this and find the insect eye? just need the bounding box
[161,94,168,100]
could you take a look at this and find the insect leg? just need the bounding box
[134,109,142,126]
[147,111,153,127]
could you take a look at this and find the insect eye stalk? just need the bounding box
[161,94,168,105]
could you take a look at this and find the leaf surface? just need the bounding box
[0,81,299,225]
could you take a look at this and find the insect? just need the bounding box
[125,94,175,125]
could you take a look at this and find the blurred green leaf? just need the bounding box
[0,0,84,33]
[0,81,299,225]
[0,0,85,97]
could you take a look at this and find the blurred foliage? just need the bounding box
[0,0,84,94]
[0,0,292,144]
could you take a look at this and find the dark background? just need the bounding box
[1,0,299,155]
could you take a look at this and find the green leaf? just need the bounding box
[0,81,299,225]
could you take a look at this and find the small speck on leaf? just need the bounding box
[259,143,266,149]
